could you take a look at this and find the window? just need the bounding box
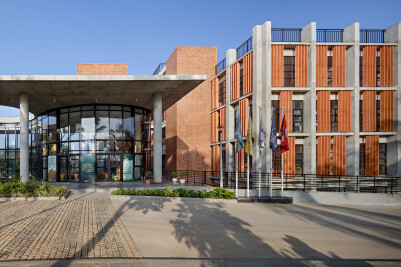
[239,68,244,97]
[379,143,387,175]
[218,79,226,106]
[330,97,338,132]
[376,55,380,87]
[271,100,280,131]
[293,100,303,132]
[295,144,303,174]
[284,56,295,87]
[360,55,363,87]
[360,143,365,175]
[328,54,333,87]
[272,145,281,174]
[359,99,363,132]
[376,94,380,132]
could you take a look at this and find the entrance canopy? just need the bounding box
[0,75,206,115]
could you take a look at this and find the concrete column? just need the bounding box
[344,22,360,176]
[153,92,163,183]
[225,49,237,172]
[19,93,29,182]
[384,23,401,176]
[253,21,271,172]
[301,22,317,174]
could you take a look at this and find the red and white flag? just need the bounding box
[280,114,289,153]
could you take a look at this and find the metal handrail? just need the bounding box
[272,28,302,42]
[317,29,343,42]
[215,58,226,75]
[360,29,385,43]
[153,63,166,75]
[236,36,253,59]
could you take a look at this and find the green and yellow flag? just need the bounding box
[244,115,254,156]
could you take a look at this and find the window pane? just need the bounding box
[70,112,81,141]
[110,111,123,139]
[123,112,134,139]
[60,113,69,141]
[96,111,109,139]
[81,111,95,139]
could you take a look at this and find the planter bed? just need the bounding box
[0,190,70,201]
[111,187,236,200]
[0,179,69,200]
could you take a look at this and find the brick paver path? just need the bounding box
[0,193,142,261]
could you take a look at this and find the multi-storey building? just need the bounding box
[208,21,401,178]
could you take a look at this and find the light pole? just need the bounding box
[218,125,224,188]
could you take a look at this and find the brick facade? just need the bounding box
[165,47,217,173]
[77,63,128,75]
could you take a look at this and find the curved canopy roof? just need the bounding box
[0,75,206,115]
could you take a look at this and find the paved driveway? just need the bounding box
[112,197,401,264]
[0,192,142,262]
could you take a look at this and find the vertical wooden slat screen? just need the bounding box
[363,46,377,87]
[316,45,328,87]
[239,98,249,136]
[211,78,219,109]
[380,91,394,132]
[362,91,376,131]
[380,46,394,87]
[317,136,331,175]
[230,63,240,101]
[279,91,293,132]
[211,111,219,143]
[338,91,351,132]
[295,45,308,87]
[212,145,220,172]
[333,136,346,176]
[365,135,379,176]
[333,45,346,87]
[283,137,295,177]
[243,52,253,95]
[317,91,330,132]
[220,107,226,141]
[272,45,284,87]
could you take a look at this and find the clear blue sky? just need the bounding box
[0,0,400,116]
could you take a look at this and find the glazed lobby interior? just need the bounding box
[0,21,400,183]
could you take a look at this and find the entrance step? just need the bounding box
[237,196,293,204]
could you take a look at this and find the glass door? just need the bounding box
[69,155,80,182]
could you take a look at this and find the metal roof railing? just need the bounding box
[215,58,226,75]
[153,63,166,75]
[360,29,385,43]
[236,36,253,59]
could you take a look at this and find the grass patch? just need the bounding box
[111,187,236,199]
[0,177,68,199]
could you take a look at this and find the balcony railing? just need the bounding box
[360,29,385,43]
[215,58,226,75]
[272,28,302,42]
[153,63,166,75]
[317,29,343,43]
[236,36,253,59]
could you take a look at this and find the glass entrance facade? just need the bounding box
[28,104,151,182]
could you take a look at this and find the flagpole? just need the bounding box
[247,105,250,198]
[258,148,261,198]
[270,107,274,198]
[281,107,284,197]
[236,150,238,197]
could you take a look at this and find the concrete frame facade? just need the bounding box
[210,21,401,177]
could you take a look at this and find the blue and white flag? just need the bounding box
[269,110,278,154]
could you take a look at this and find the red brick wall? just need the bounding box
[77,63,128,75]
[165,47,217,173]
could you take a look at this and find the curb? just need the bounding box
[0,190,71,201]
[109,194,237,203]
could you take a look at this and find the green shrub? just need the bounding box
[0,179,67,199]
[111,187,236,199]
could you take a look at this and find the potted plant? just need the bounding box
[180,171,187,184]
[145,170,152,185]
[171,171,178,183]
[60,169,66,181]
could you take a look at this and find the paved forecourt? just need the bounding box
[0,192,142,261]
